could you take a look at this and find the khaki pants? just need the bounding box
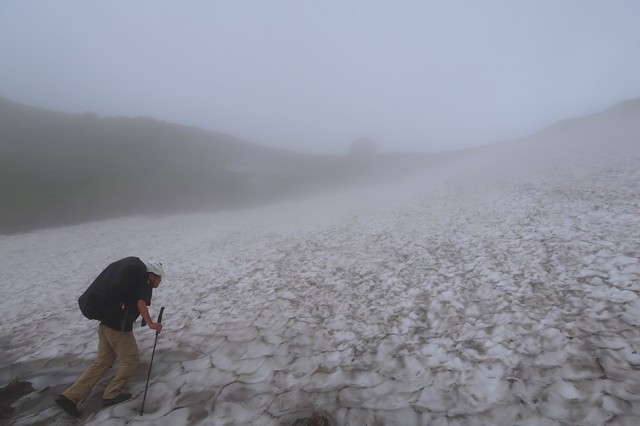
[63,324,139,403]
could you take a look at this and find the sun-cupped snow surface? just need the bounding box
[2,128,640,425]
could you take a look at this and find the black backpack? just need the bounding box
[78,257,145,320]
[78,277,110,320]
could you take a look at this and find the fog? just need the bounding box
[3,86,640,425]
[1,1,639,154]
[3,4,640,424]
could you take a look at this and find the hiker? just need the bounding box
[54,257,164,418]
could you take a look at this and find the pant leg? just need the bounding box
[63,324,117,404]
[102,326,139,399]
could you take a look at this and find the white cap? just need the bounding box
[144,261,164,276]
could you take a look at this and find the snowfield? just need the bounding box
[2,118,640,425]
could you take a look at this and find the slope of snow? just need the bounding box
[2,121,640,425]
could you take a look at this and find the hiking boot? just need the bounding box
[102,392,132,406]
[55,394,81,418]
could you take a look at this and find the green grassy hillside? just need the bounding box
[0,97,437,233]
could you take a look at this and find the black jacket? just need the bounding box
[88,257,153,331]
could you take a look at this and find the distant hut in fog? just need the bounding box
[349,137,378,156]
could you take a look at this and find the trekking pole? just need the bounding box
[140,306,164,416]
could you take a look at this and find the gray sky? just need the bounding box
[1,1,639,154]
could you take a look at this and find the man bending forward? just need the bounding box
[55,257,164,418]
